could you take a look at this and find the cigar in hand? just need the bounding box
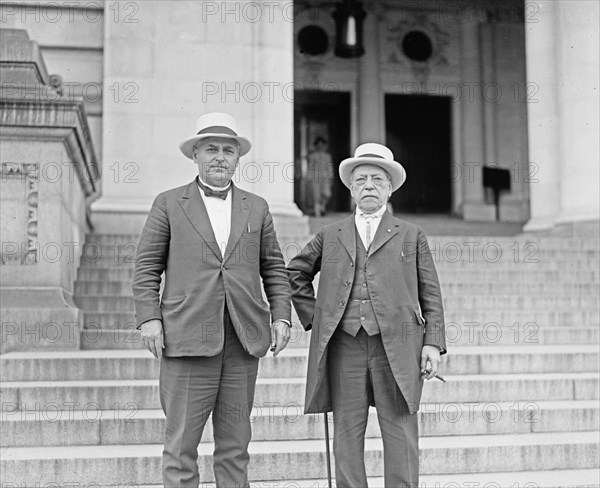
[421,369,446,382]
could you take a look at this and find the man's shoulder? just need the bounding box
[155,182,193,201]
[390,215,419,229]
[389,215,428,240]
[314,215,355,238]
[235,186,268,208]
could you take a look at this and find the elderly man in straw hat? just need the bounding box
[287,143,447,487]
[132,112,292,487]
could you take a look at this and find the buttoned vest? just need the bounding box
[339,227,381,336]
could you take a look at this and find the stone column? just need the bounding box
[523,1,560,231]
[357,8,384,144]
[243,2,308,246]
[553,0,600,225]
[525,0,599,230]
[0,29,99,353]
[460,21,495,221]
[93,1,308,245]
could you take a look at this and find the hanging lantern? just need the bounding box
[332,0,366,58]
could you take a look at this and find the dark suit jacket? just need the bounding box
[132,180,291,357]
[287,212,446,415]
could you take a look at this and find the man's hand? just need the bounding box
[141,319,165,358]
[270,320,291,357]
[420,345,441,380]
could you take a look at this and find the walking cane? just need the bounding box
[324,412,332,488]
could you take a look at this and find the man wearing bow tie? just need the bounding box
[132,113,292,488]
[287,143,447,487]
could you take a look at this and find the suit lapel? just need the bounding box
[223,185,250,264]
[337,214,356,264]
[178,180,222,260]
[368,211,399,256]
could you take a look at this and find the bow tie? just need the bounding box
[360,213,381,220]
[197,178,230,200]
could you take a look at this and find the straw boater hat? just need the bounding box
[179,112,252,159]
[339,143,406,192]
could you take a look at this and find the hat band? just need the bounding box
[197,126,238,136]
[357,153,385,159]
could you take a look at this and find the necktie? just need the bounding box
[197,177,230,200]
[361,214,377,249]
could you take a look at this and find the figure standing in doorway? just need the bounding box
[307,137,334,216]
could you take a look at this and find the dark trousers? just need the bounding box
[328,327,419,488]
[159,311,259,488]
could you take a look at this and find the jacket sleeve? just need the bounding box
[286,230,323,330]
[259,204,292,324]
[416,229,447,354]
[132,193,170,328]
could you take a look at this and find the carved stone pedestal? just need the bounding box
[0,29,99,353]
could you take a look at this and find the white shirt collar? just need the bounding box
[197,175,232,192]
[358,204,387,220]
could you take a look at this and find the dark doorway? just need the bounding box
[385,94,452,213]
[294,90,351,214]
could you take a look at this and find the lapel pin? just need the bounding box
[387,228,391,232]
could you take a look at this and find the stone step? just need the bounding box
[443,295,599,309]
[2,432,598,484]
[81,309,600,330]
[3,345,598,382]
[439,281,600,295]
[77,267,135,281]
[432,252,600,264]
[437,269,599,282]
[2,373,598,411]
[195,469,600,488]
[428,236,600,250]
[78,325,600,350]
[80,328,143,350]
[2,400,597,448]
[444,325,600,347]
[442,310,600,325]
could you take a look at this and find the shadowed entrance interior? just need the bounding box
[294,90,351,214]
[385,94,452,214]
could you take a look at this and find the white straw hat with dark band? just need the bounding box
[339,143,406,192]
[179,112,251,159]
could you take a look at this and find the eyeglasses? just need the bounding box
[353,175,390,187]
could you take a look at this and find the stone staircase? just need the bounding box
[1,232,599,487]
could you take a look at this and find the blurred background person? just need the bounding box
[307,137,334,216]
